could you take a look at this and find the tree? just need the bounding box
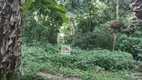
[22,0,68,44]
[0,0,25,80]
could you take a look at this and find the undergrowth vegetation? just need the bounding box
[117,35,142,54]
[18,43,141,80]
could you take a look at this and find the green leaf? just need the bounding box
[59,12,69,23]
[47,5,67,13]
[23,0,68,23]
[43,0,67,13]
[23,0,36,15]
[43,0,68,22]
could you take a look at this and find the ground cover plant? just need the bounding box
[18,44,142,80]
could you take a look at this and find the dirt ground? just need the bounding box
[37,72,80,80]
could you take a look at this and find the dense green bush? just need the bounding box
[65,32,97,49]
[23,44,136,71]
[23,13,50,43]
[21,44,141,80]
[116,35,142,54]
[23,42,59,54]
[65,25,113,50]
[94,24,113,50]
[23,11,61,44]
[73,50,135,71]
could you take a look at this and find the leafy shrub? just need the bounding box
[65,26,113,50]
[23,42,59,54]
[23,44,136,71]
[66,32,97,50]
[23,14,49,43]
[116,35,142,54]
[22,44,140,79]
[39,49,136,71]
[73,50,135,71]
[94,24,113,50]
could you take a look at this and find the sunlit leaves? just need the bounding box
[43,0,67,13]
[23,0,68,23]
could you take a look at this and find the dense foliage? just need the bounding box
[20,44,141,80]
[19,0,142,80]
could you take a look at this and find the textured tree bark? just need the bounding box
[0,0,25,80]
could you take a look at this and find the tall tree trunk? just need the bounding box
[0,0,25,80]
[112,0,119,52]
[112,33,117,52]
[116,0,119,21]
